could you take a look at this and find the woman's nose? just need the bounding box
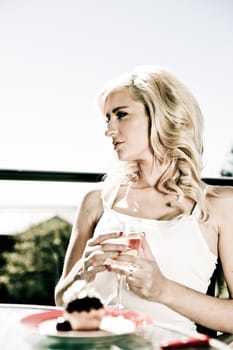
[104,121,117,137]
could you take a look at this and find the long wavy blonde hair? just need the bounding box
[98,65,211,221]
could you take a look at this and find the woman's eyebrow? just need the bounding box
[112,106,128,113]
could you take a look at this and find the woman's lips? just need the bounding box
[113,142,124,150]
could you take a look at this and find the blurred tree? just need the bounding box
[0,235,16,265]
[0,216,71,305]
[0,235,16,253]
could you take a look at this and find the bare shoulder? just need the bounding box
[207,185,233,204]
[82,185,103,205]
[207,185,233,230]
[78,184,104,224]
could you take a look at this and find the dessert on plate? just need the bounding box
[55,280,143,335]
[56,280,105,331]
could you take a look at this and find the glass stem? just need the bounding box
[116,273,124,308]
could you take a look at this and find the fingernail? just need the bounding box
[103,264,109,270]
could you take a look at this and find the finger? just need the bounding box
[126,271,143,291]
[101,242,129,253]
[87,264,106,274]
[126,264,139,279]
[84,251,120,271]
[127,284,142,295]
[141,235,155,260]
[85,240,124,260]
[113,253,140,265]
[104,257,142,282]
[126,275,141,287]
[84,244,101,258]
[104,259,135,275]
[83,264,108,281]
[88,231,123,246]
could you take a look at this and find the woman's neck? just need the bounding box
[136,157,168,188]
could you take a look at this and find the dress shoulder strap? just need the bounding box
[191,185,209,219]
[101,181,132,210]
[101,182,121,210]
[191,203,200,219]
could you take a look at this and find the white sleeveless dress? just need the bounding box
[88,185,217,332]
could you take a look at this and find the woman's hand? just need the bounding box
[82,231,129,279]
[105,234,168,302]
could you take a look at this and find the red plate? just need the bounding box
[21,309,63,328]
[21,307,153,343]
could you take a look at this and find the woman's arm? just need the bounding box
[216,187,233,300]
[112,186,233,333]
[161,186,233,332]
[54,187,128,306]
[54,188,104,306]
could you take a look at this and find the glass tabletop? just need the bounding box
[0,304,229,350]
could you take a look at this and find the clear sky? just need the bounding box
[0,0,233,177]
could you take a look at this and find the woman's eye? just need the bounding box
[105,114,110,123]
[116,111,127,119]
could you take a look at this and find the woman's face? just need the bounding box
[103,88,152,162]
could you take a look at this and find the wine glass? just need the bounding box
[113,221,143,309]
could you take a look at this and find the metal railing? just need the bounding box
[0,169,232,186]
[0,169,105,182]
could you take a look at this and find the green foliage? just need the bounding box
[0,216,71,305]
[216,264,230,299]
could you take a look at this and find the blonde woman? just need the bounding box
[55,66,233,334]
